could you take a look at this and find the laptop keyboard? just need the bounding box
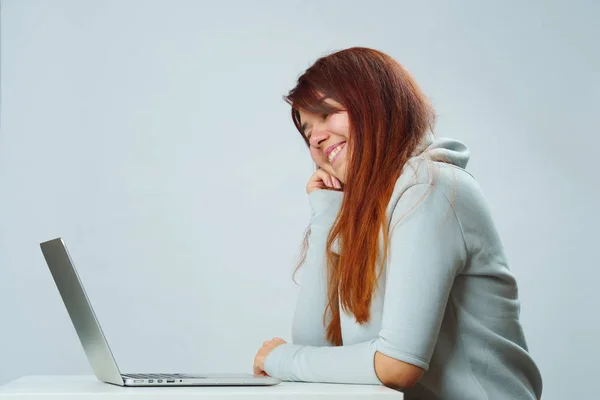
[123,373,206,379]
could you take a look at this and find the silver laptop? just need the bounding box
[39,237,281,387]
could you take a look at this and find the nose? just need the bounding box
[309,123,329,148]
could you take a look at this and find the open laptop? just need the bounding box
[39,237,281,387]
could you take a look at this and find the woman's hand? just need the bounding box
[253,337,287,376]
[307,168,343,194]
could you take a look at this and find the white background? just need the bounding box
[1,1,598,399]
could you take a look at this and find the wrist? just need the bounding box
[309,189,343,221]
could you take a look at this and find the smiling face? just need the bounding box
[298,99,350,183]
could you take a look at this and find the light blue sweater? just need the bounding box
[264,137,543,399]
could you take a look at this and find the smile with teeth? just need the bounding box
[327,142,346,163]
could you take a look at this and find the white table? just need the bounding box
[0,375,401,399]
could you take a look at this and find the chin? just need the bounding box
[337,168,347,183]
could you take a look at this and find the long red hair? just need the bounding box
[285,47,436,346]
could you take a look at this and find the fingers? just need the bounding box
[331,176,342,189]
[313,169,331,186]
[262,337,285,348]
[307,168,343,194]
[316,170,342,189]
[253,368,269,377]
[253,351,265,376]
[253,364,265,376]
[254,338,286,377]
[272,337,286,344]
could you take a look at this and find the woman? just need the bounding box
[253,47,543,399]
